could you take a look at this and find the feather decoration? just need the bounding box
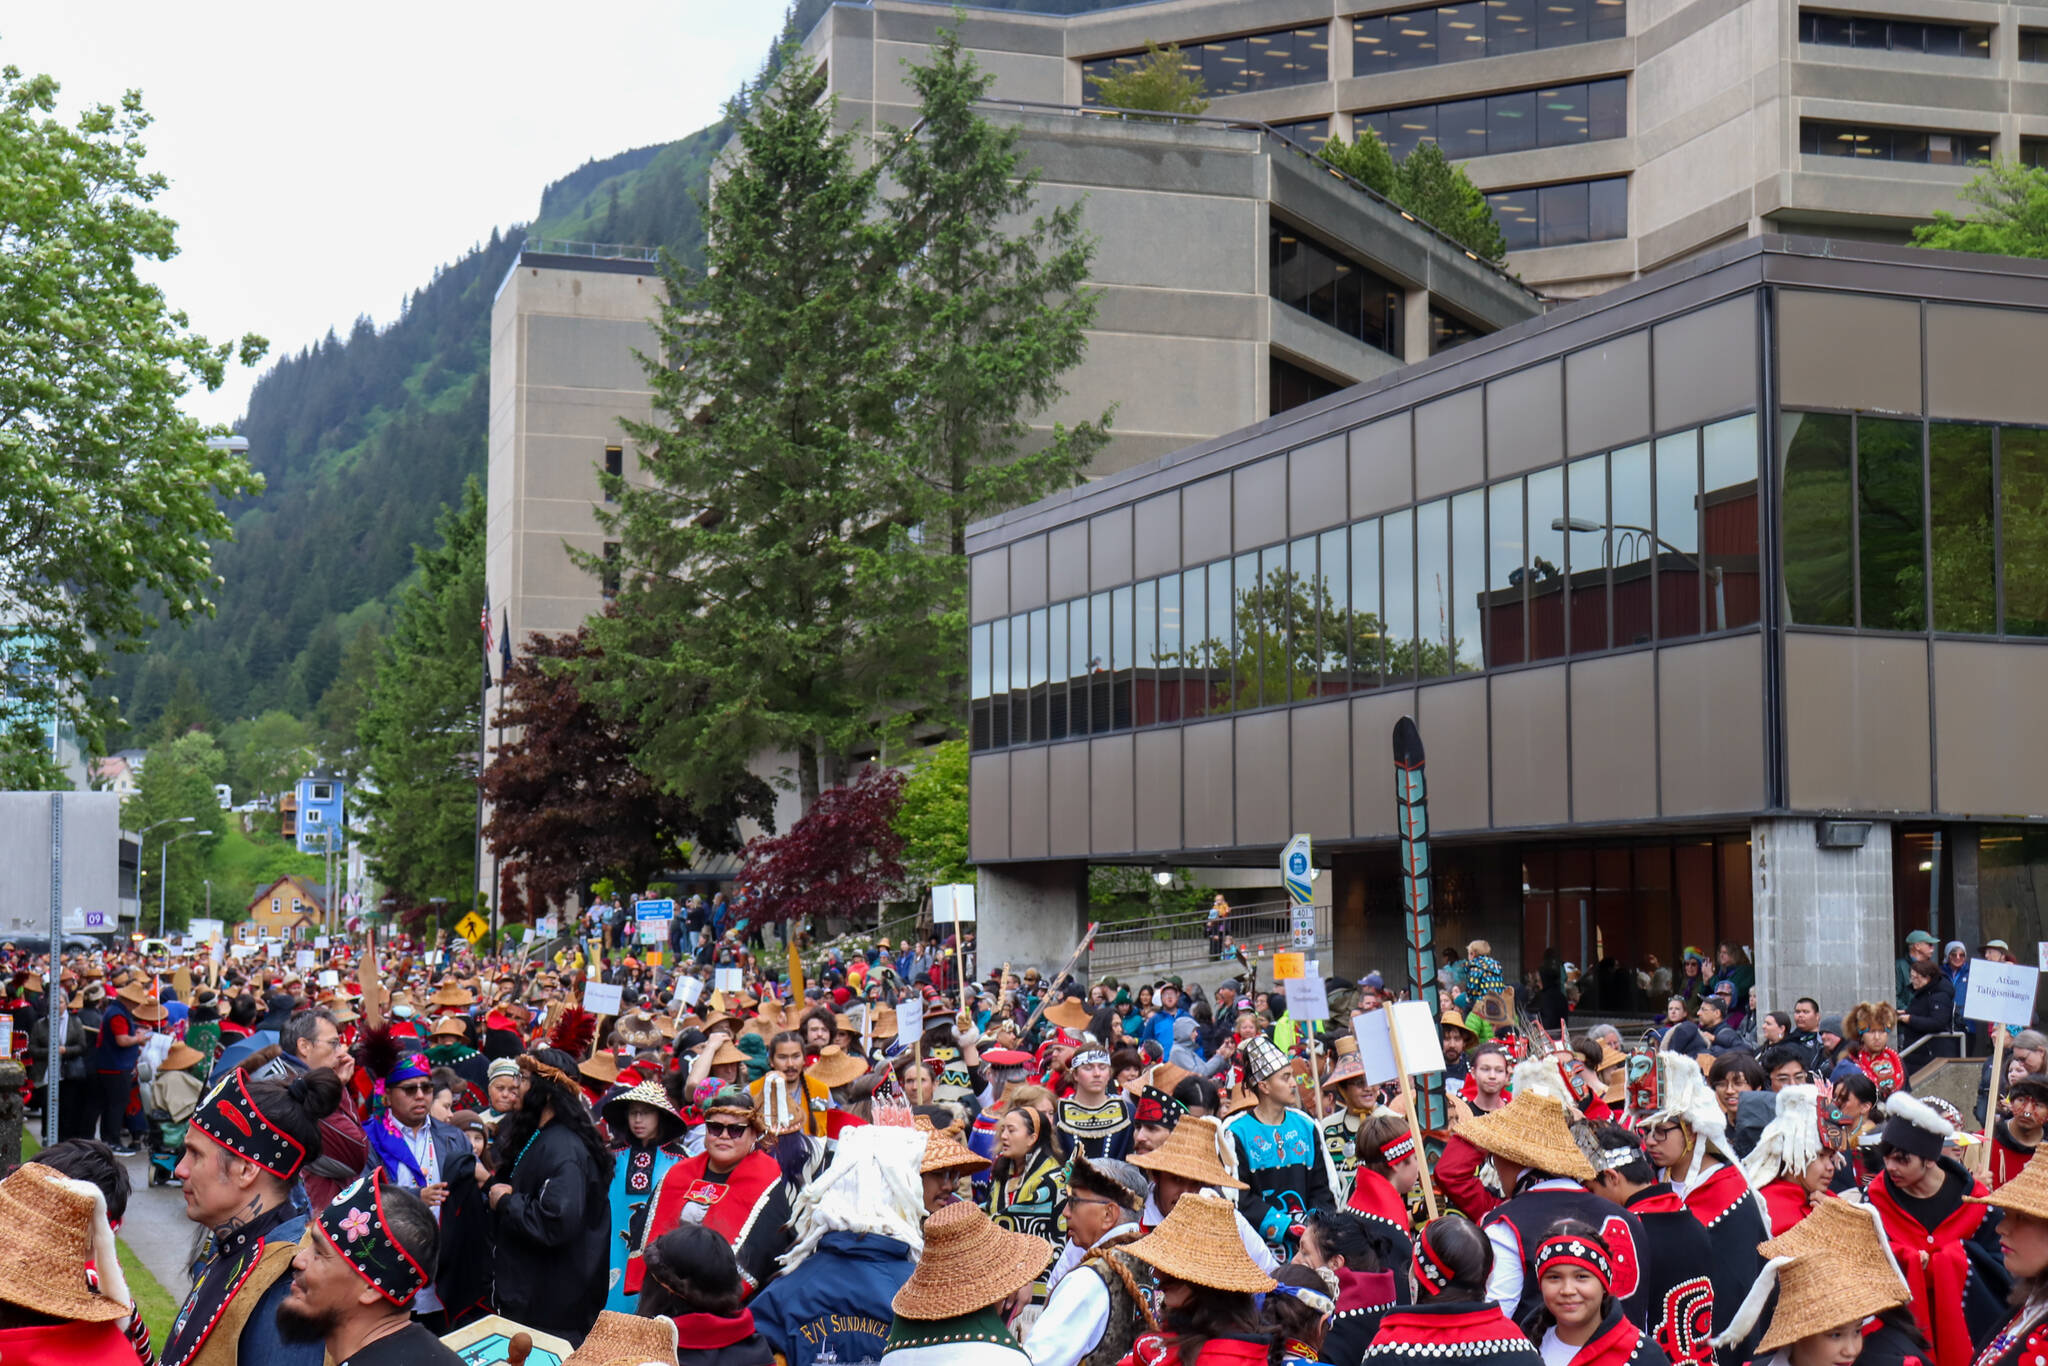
[550,1006,598,1059]
[355,1023,401,1082]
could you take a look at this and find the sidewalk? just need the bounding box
[115,1149,197,1302]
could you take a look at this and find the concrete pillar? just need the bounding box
[975,861,1089,978]
[1950,824,1981,951]
[1404,289,1434,364]
[0,1060,21,1172]
[1751,817,1895,1015]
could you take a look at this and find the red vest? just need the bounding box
[627,1149,783,1294]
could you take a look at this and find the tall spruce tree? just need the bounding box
[356,478,485,908]
[880,28,1109,729]
[587,54,918,811]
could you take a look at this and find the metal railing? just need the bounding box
[972,97,1544,302]
[1088,897,1330,978]
[521,236,662,264]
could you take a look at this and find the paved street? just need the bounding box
[114,1148,196,1301]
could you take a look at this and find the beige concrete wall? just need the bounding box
[811,0,2048,300]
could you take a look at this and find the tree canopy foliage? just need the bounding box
[894,740,970,889]
[354,479,486,908]
[1912,160,2048,258]
[0,64,266,784]
[1085,43,1210,115]
[1322,131,1509,263]
[739,766,907,925]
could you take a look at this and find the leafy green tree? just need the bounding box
[880,30,1110,731]
[356,479,485,908]
[127,731,226,930]
[1320,129,1397,198]
[1393,143,1508,263]
[1085,42,1208,115]
[1912,160,2048,257]
[221,710,316,806]
[0,66,265,782]
[894,740,970,888]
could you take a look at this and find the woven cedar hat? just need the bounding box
[1720,1195,1909,1352]
[1044,996,1093,1032]
[161,1040,206,1072]
[915,1116,992,1177]
[1131,1114,1246,1189]
[892,1201,1053,1320]
[564,1309,680,1366]
[428,1015,468,1040]
[1454,1087,1598,1181]
[1124,1190,1278,1294]
[1150,1061,1191,1096]
[1320,1035,1366,1090]
[0,1162,131,1322]
[807,1045,868,1089]
[602,1078,686,1145]
[1972,1147,2048,1219]
[429,983,475,1008]
[580,1050,622,1088]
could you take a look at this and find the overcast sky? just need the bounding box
[7,2,791,426]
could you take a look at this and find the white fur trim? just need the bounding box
[1882,1090,1956,1139]
[778,1124,926,1273]
[1713,1255,1791,1349]
[1743,1084,1826,1186]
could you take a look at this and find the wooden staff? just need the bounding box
[949,889,972,1024]
[1389,1019,1441,1220]
[1974,1026,2009,1176]
[1018,922,1100,1038]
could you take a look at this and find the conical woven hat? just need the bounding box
[1454,1088,1597,1180]
[1123,1190,1277,1294]
[601,1078,685,1140]
[1045,997,1093,1031]
[1972,1147,2048,1219]
[806,1045,867,1089]
[1755,1251,1908,1352]
[564,1308,679,1366]
[915,1116,992,1177]
[892,1201,1052,1319]
[0,1163,130,1322]
[1130,1114,1246,1189]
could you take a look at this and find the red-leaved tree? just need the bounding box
[739,765,907,924]
[481,627,775,917]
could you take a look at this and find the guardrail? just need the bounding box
[521,236,662,264]
[1087,897,1330,978]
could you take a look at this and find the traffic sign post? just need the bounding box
[1282,833,1315,948]
[456,911,489,944]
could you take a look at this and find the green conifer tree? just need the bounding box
[1392,142,1509,263]
[1320,128,1397,199]
[1085,42,1209,115]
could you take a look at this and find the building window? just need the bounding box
[1081,24,1330,103]
[1272,357,1345,414]
[1272,117,1333,150]
[1269,219,1403,354]
[602,542,621,600]
[1799,120,1991,163]
[1798,10,1991,56]
[1353,0,1624,74]
[1485,177,1628,252]
[1358,78,1627,162]
[2023,137,2048,169]
[604,445,623,502]
[970,409,1759,751]
[2023,30,2048,61]
[1781,412,2048,635]
[1431,308,1484,353]
[272,898,281,914]
[311,783,332,802]
[305,809,322,824]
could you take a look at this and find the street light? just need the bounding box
[1550,516,1726,632]
[159,828,214,938]
[135,816,194,933]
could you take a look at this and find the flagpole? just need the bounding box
[473,594,491,946]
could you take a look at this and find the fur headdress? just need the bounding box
[1645,1052,1762,1209]
[1510,1054,1576,1107]
[1879,1089,1955,1160]
[1742,1084,1829,1186]
[1844,1000,1899,1039]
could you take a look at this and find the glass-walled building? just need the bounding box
[966,236,2048,1016]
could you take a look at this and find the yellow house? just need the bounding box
[247,875,325,940]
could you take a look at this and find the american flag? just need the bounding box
[480,587,494,653]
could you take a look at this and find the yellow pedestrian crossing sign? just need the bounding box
[456,912,489,943]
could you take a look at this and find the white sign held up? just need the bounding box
[897,996,925,1046]
[582,981,625,1016]
[1283,961,1329,1021]
[1966,957,2039,1027]
[714,967,744,994]
[676,975,704,1008]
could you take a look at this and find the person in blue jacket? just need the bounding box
[1142,977,1189,1058]
[748,1125,924,1366]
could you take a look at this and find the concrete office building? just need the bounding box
[965,236,2048,1015]
[807,0,2045,298]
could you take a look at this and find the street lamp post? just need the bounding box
[159,828,214,939]
[135,815,195,936]
[1552,516,1726,633]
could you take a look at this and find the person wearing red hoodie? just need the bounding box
[1364,1214,1543,1366]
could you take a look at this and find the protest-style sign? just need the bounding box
[677,975,704,1007]
[1966,957,2039,1027]
[582,981,624,1016]
[897,995,925,1047]
[1272,952,1306,982]
[1283,961,1328,1020]
[714,966,743,994]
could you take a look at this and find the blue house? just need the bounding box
[293,770,347,856]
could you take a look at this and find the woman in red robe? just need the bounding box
[631,1085,797,1300]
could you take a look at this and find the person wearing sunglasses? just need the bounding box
[361,1051,484,1330]
[635,1086,798,1305]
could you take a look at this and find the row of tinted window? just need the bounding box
[1360,78,1626,163]
[2019,137,2048,169]
[969,415,1760,751]
[1272,358,1345,416]
[1782,414,2048,636]
[2025,31,2048,61]
[1354,0,1625,73]
[1273,117,1334,150]
[1487,178,1627,252]
[1799,120,1990,163]
[1081,25,1328,102]
[1798,10,1990,56]
[1270,221,1403,356]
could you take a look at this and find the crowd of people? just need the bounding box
[0,921,2045,1366]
